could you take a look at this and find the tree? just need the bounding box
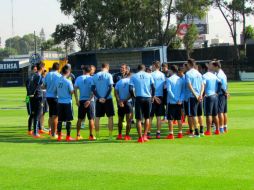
[183,24,199,58]
[244,25,254,40]
[56,0,211,51]
[232,0,254,44]
[0,48,17,61]
[5,34,41,54]
[215,0,241,60]
[52,24,76,55]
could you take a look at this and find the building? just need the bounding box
[68,46,167,75]
[0,51,68,87]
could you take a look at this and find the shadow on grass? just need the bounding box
[0,124,190,145]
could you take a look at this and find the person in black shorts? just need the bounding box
[74,65,95,141]
[56,65,75,142]
[92,63,115,140]
[115,72,132,141]
[149,61,166,139]
[166,65,185,139]
[43,62,61,138]
[129,64,155,143]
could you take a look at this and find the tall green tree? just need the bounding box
[5,34,41,54]
[244,25,254,40]
[214,0,253,59]
[183,24,199,58]
[0,48,17,61]
[56,0,211,50]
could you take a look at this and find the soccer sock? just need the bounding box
[66,122,71,136]
[169,131,173,135]
[200,126,204,133]
[33,119,38,135]
[28,116,33,131]
[96,131,100,138]
[194,128,199,135]
[220,125,224,129]
[178,131,183,134]
[38,121,42,130]
[57,122,62,135]
[109,131,113,139]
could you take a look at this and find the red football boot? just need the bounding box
[137,137,144,143]
[214,130,220,135]
[166,134,174,139]
[178,133,183,139]
[116,134,123,140]
[143,135,150,142]
[205,131,212,136]
[124,135,132,141]
[66,136,74,142]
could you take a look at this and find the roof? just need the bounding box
[69,46,167,56]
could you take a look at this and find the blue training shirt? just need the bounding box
[56,76,74,104]
[115,78,131,101]
[216,69,227,95]
[151,70,166,97]
[166,74,185,104]
[92,71,114,99]
[74,74,94,101]
[130,71,154,98]
[43,71,61,98]
[185,68,203,98]
[203,71,221,96]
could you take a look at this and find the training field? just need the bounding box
[0,82,254,190]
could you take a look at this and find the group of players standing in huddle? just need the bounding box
[25,58,229,143]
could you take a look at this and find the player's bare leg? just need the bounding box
[95,117,100,139]
[108,116,113,140]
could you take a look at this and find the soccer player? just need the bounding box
[74,65,95,141]
[203,62,220,135]
[129,64,155,143]
[212,61,229,133]
[178,66,187,124]
[55,65,74,142]
[161,63,170,122]
[149,61,166,139]
[26,65,37,135]
[39,69,49,134]
[185,59,204,137]
[43,62,61,138]
[113,64,128,85]
[26,62,45,138]
[166,65,185,139]
[114,72,132,140]
[92,63,114,140]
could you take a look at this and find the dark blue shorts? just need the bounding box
[78,100,95,120]
[118,101,132,117]
[204,95,218,116]
[150,96,165,117]
[184,101,189,116]
[47,98,58,117]
[57,103,73,122]
[167,103,182,121]
[135,97,152,120]
[218,94,228,114]
[96,99,115,117]
[188,97,203,117]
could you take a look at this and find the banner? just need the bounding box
[0,61,19,72]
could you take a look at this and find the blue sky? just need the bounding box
[0,0,253,50]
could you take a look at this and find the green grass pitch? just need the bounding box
[0,82,254,190]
